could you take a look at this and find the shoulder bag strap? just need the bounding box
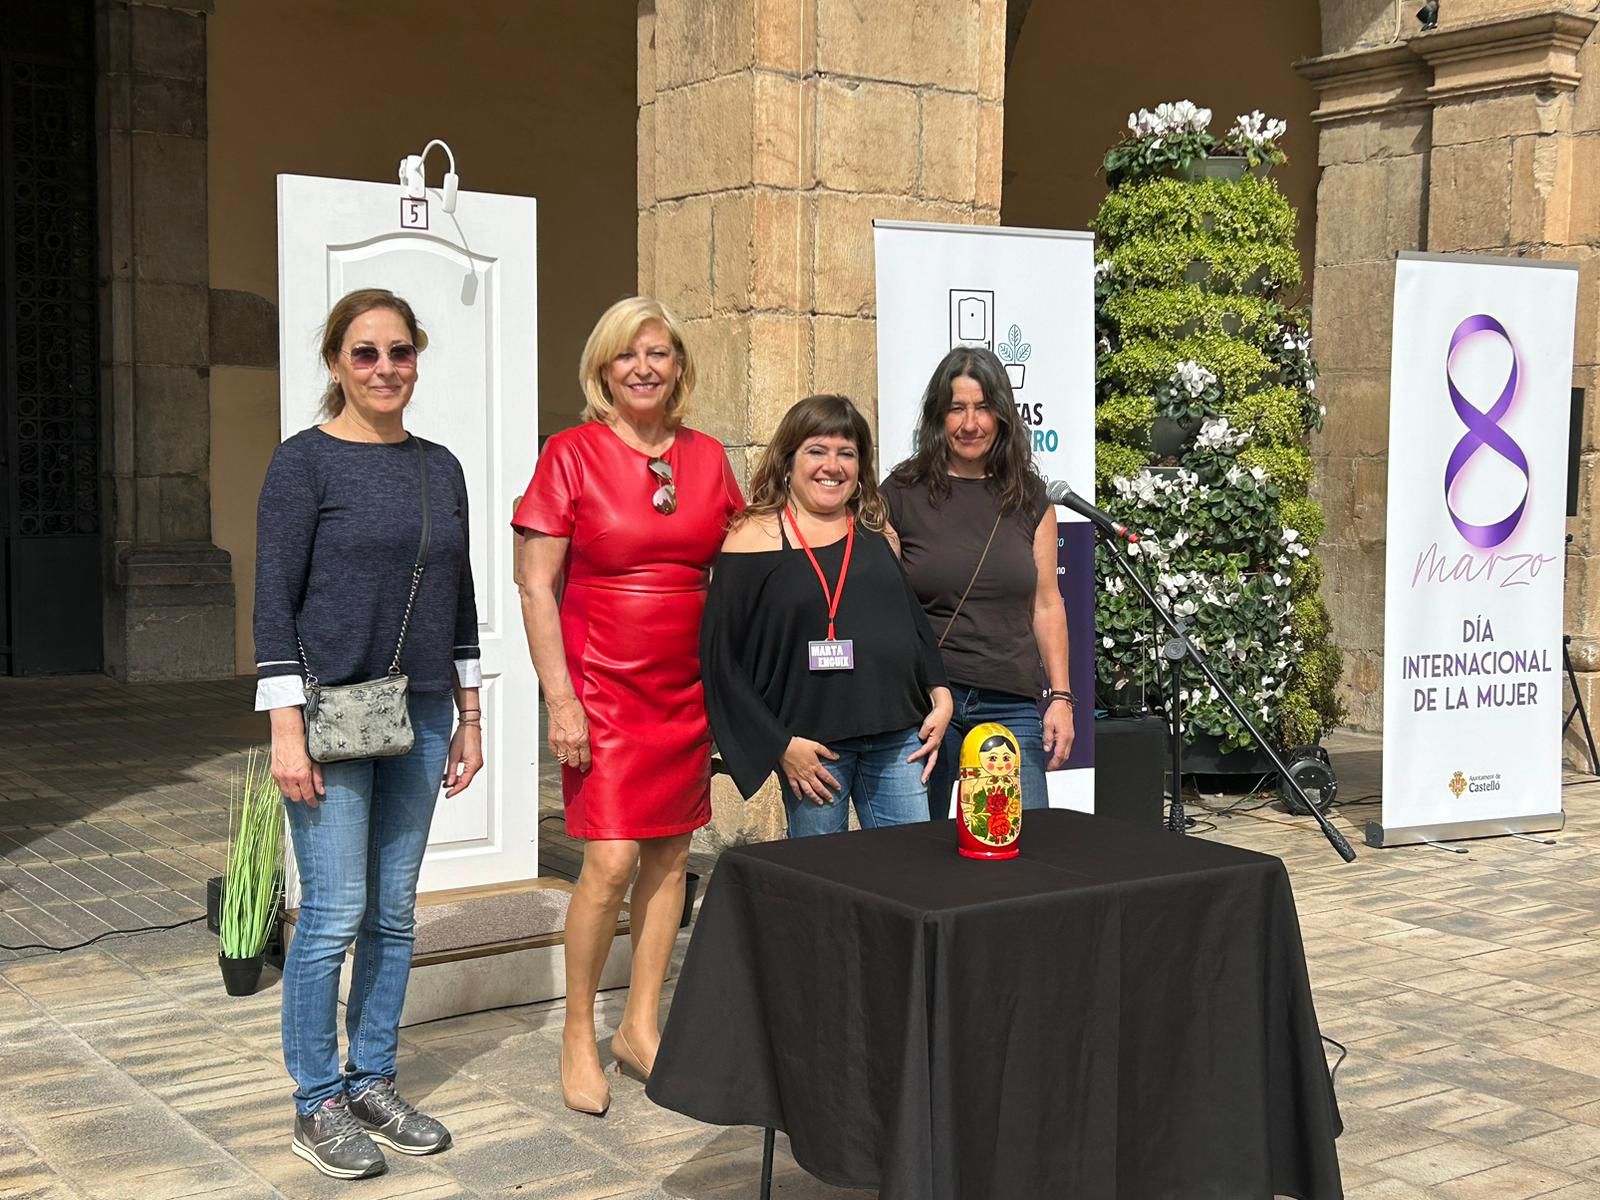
[938,509,1003,648]
[386,438,431,675]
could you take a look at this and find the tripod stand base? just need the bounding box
[1365,813,1563,849]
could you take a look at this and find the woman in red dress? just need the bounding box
[513,297,743,1116]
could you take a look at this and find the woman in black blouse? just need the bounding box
[701,395,952,836]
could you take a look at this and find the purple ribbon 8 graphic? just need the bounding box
[1444,313,1528,549]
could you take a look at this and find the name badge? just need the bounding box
[808,639,855,672]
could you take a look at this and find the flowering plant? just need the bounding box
[1091,101,1341,752]
[1154,360,1221,424]
[1224,110,1288,169]
[1102,100,1217,184]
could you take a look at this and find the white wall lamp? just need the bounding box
[398,139,460,213]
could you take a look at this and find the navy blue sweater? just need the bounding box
[253,428,479,704]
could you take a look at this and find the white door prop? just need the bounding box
[277,162,540,896]
[1377,251,1578,848]
[874,220,1098,815]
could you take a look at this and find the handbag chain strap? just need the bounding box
[938,509,1003,649]
[298,438,432,687]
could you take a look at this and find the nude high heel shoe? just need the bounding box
[611,1028,653,1083]
[561,1043,611,1116]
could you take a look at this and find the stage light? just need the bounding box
[397,139,460,214]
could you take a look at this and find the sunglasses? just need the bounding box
[648,457,676,515]
[345,343,418,370]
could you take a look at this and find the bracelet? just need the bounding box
[1046,689,1076,707]
[458,708,480,715]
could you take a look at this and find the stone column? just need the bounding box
[1300,6,1600,753]
[99,0,234,681]
[638,0,1005,843]
[1298,45,1433,731]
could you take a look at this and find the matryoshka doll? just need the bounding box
[956,722,1023,860]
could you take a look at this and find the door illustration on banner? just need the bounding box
[950,289,995,351]
[277,174,539,894]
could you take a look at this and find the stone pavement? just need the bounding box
[5,676,1600,1197]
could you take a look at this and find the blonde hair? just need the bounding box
[319,289,428,418]
[578,296,695,426]
[741,395,887,533]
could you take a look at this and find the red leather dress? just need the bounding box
[512,421,744,839]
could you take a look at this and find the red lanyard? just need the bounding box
[784,507,854,640]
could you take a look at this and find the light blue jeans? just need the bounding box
[281,691,452,1115]
[780,726,929,838]
[926,686,1048,820]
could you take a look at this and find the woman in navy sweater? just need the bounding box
[254,289,482,1181]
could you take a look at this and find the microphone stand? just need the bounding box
[1092,523,1357,863]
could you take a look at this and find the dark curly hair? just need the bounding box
[886,346,1040,518]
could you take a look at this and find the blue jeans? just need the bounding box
[926,686,1048,820]
[281,691,452,1115]
[780,726,929,838]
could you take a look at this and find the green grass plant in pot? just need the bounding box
[219,747,285,996]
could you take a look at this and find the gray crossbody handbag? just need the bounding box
[299,438,431,764]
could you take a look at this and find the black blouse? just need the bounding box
[700,524,948,799]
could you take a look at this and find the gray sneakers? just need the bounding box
[347,1079,453,1156]
[292,1097,386,1179]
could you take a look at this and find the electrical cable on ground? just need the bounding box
[2,913,206,955]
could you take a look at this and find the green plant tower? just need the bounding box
[1091,102,1343,762]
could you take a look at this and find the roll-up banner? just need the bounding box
[1376,251,1579,848]
[872,220,1097,813]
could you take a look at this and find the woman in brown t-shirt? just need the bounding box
[881,347,1074,820]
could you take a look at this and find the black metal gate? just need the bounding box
[0,0,101,674]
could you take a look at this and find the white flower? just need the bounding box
[1250,466,1267,482]
[1306,378,1316,394]
[1230,110,1286,148]
[1280,527,1300,543]
[1094,259,1114,281]
[1170,528,1190,548]
[1171,359,1217,398]
[1272,572,1290,587]
[1319,404,1327,418]
[1103,635,1115,649]
[1175,598,1198,617]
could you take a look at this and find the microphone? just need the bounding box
[1044,479,1139,543]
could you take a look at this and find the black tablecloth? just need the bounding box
[647,811,1341,1200]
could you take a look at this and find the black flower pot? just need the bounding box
[218,952,265,997]
[1151,414,1199,457]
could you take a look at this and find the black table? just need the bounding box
[647,811,1341,1200]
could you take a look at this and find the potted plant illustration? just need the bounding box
[997,324,1031,389]
[218,748,285,996]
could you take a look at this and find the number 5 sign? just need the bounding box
[400,197,428,230]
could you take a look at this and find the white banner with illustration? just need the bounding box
[1379,252,1578,845]
[872,220,1097,812]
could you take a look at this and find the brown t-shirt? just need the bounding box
[881,473,1049,701]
